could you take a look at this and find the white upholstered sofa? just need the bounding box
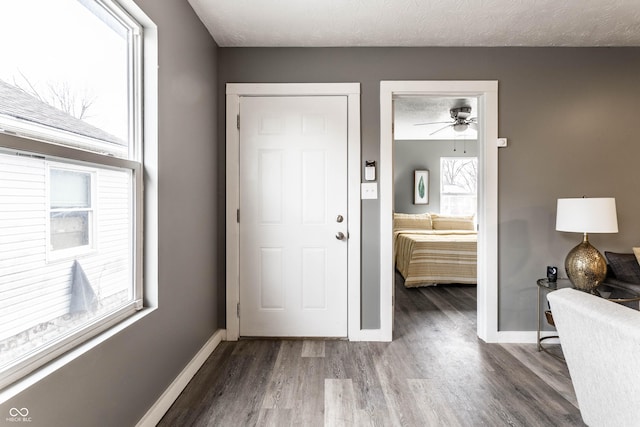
[547,288,640,427]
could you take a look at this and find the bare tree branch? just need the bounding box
[13,70,44,102]
[11,71,95,120]
[442,158,477,194]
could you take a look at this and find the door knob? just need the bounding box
[336,215,344,223]
[335,231,346,240]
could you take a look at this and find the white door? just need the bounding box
[239,96,348,337]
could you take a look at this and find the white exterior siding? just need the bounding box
[0,152,132,342]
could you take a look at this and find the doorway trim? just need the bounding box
[226,83,361,341]
[380,81,499,342]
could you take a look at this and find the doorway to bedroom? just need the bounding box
[392,95,479,329]
[393,96,479,284]
[379,81,499,343]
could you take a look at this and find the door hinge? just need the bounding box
[237,302,240,318]
[237,209,240,223]
[236,114,240,130]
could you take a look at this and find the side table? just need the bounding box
[536,278,572,360]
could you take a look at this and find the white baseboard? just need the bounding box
[136,329,226,427]
[494,330,558,344]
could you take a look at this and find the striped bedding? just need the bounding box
[394,229,477,287]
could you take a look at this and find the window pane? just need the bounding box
[0,0,131,157]
[441,195,478,216]
[50,211,89,250]
[51,169,91,209]
[440,157,478,194]
[0,152,134,370]
[440,157,478,216]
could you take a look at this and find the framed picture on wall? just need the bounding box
[414,170,429,205]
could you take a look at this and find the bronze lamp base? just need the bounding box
[565,234,607,292]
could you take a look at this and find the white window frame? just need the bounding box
[46,163,98,260]
[0,0,157,395]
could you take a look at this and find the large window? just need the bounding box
[0,0,146,390]
[440,157,478,216]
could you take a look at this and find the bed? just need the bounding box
[394,213,477,287]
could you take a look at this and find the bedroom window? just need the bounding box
[0,0,149,391]
[440,157,477,216]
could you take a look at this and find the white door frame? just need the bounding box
[380,81,499,343]
[226,83,362,341]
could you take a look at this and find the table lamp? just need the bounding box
[555,197,618,292]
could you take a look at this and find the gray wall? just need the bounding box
[219,47,640,330]
[394,139,478,213]
[0,1,221,426]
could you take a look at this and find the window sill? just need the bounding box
[0,306,156,404]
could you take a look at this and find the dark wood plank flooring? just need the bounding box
[159,276,583,426]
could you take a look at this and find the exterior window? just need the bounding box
[49,167,94,252]
[440,157,478,216]
[0,0,138,158]
[0,0,146,390]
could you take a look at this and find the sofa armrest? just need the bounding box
[548,288,640,427]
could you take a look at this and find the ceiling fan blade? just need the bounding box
[469,122,478,131]
[414,121,453,126]
[429,124,453,135]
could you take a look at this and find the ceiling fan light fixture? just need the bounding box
[453,123,468,132]
[413,104,477,137]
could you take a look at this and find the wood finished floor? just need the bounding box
[159,276,584,426]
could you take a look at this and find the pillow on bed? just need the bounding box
[431,214,475,231]
[634,247,640,265]
[393,213,432,231]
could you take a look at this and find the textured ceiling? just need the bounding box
[188,0,640,47]
[188,0,640,140]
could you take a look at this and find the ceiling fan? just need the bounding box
[415,106,478,135]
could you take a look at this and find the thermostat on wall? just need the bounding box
[365,160,376,181]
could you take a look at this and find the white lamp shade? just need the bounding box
[556,198,618,233]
